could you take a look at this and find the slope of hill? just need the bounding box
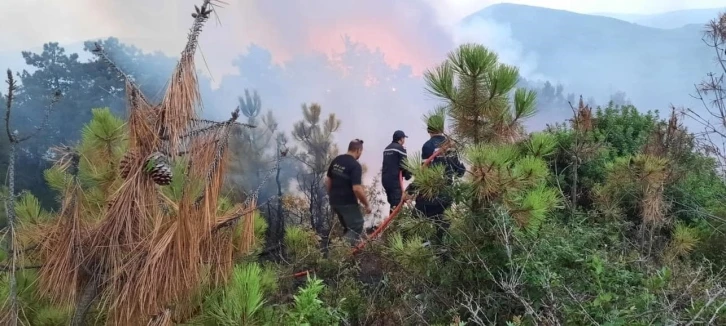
[598,8,725,29]
[461,3,717,111]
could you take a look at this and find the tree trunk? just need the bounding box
[309,181,316,231]
[275,155,285,253]
[71,277,100,326]
[570,156,579,219]
[4,143,17,325]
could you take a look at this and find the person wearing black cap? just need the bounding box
[381,130,412,213]
[409,115,465,247]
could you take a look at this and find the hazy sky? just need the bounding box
[3,0,723,49]
[431,0,726,21]
[1,0,723,81]
[1,0,721,208]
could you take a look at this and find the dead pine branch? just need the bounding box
[2,69,60,325]
[564,96,598,217]
[684,12,726,173]
[74,2,237,324]
[271,134,289,254]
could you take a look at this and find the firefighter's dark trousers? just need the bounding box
[414,200,451,245]
[383,182,403,214]
[332,204,364,245]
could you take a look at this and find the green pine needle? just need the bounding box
[523,132,558,157]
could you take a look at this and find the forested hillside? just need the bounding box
[462,4,716,111]
[0,1,726,325]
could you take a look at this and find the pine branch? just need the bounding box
[192,107,249,207]
[213,196,275,231]
[2,69,18,326]
[177,115,253,141]
[90,43,145,93]
[0,264,42,272]
[4,70,17,143]
[16,90,61,143]
[182,0,215,62]
[2,70,60,325]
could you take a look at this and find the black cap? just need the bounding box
[392,130,408,142]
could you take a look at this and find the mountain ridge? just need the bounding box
[459,3,716,111]
[595,7,726,29]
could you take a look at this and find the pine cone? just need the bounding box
[118,151,136,179]
[144,152,173,186]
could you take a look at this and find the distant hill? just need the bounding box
[597,8,725,29]
[460,4,720,112]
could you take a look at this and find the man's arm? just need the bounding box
[421,141,433,162]
[453,158,466,178]
[325,163,333,193]
[350,164,369,208]
[448,149,466,178]
[404,182,417,196]
[399,146,413,180]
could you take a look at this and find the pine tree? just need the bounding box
[269,132,291,254]
[424,43,537,144]
[227,89,279,201]
[411,44,556,225]
[226,90,297,253]
[593,110,694,256]
[547,97,603,215]
[0,108,121,325]
[0,69,59,325]
[686,13,726,171]
[291,103,340,234]
[379,44,563,324]
[8,3,268,324]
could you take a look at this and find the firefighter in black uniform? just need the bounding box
[381,130,412,213]
[408,118,465,247]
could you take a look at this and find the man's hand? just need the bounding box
[364,204,372,214]
[402,192,410,202]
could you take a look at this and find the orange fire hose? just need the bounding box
[293,149,444,278]
[350,170,405,254]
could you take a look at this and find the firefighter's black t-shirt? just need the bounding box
[327,154,362,206]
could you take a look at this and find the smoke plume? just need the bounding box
[1,0,548,213]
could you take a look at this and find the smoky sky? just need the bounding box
[210,42,439,181]
[21,0,454,82]
[1,0,723,194]
[240,0,454,72]
[190,0,456,185]
[0,0,472,199]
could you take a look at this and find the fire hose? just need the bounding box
[292,149,444,278]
